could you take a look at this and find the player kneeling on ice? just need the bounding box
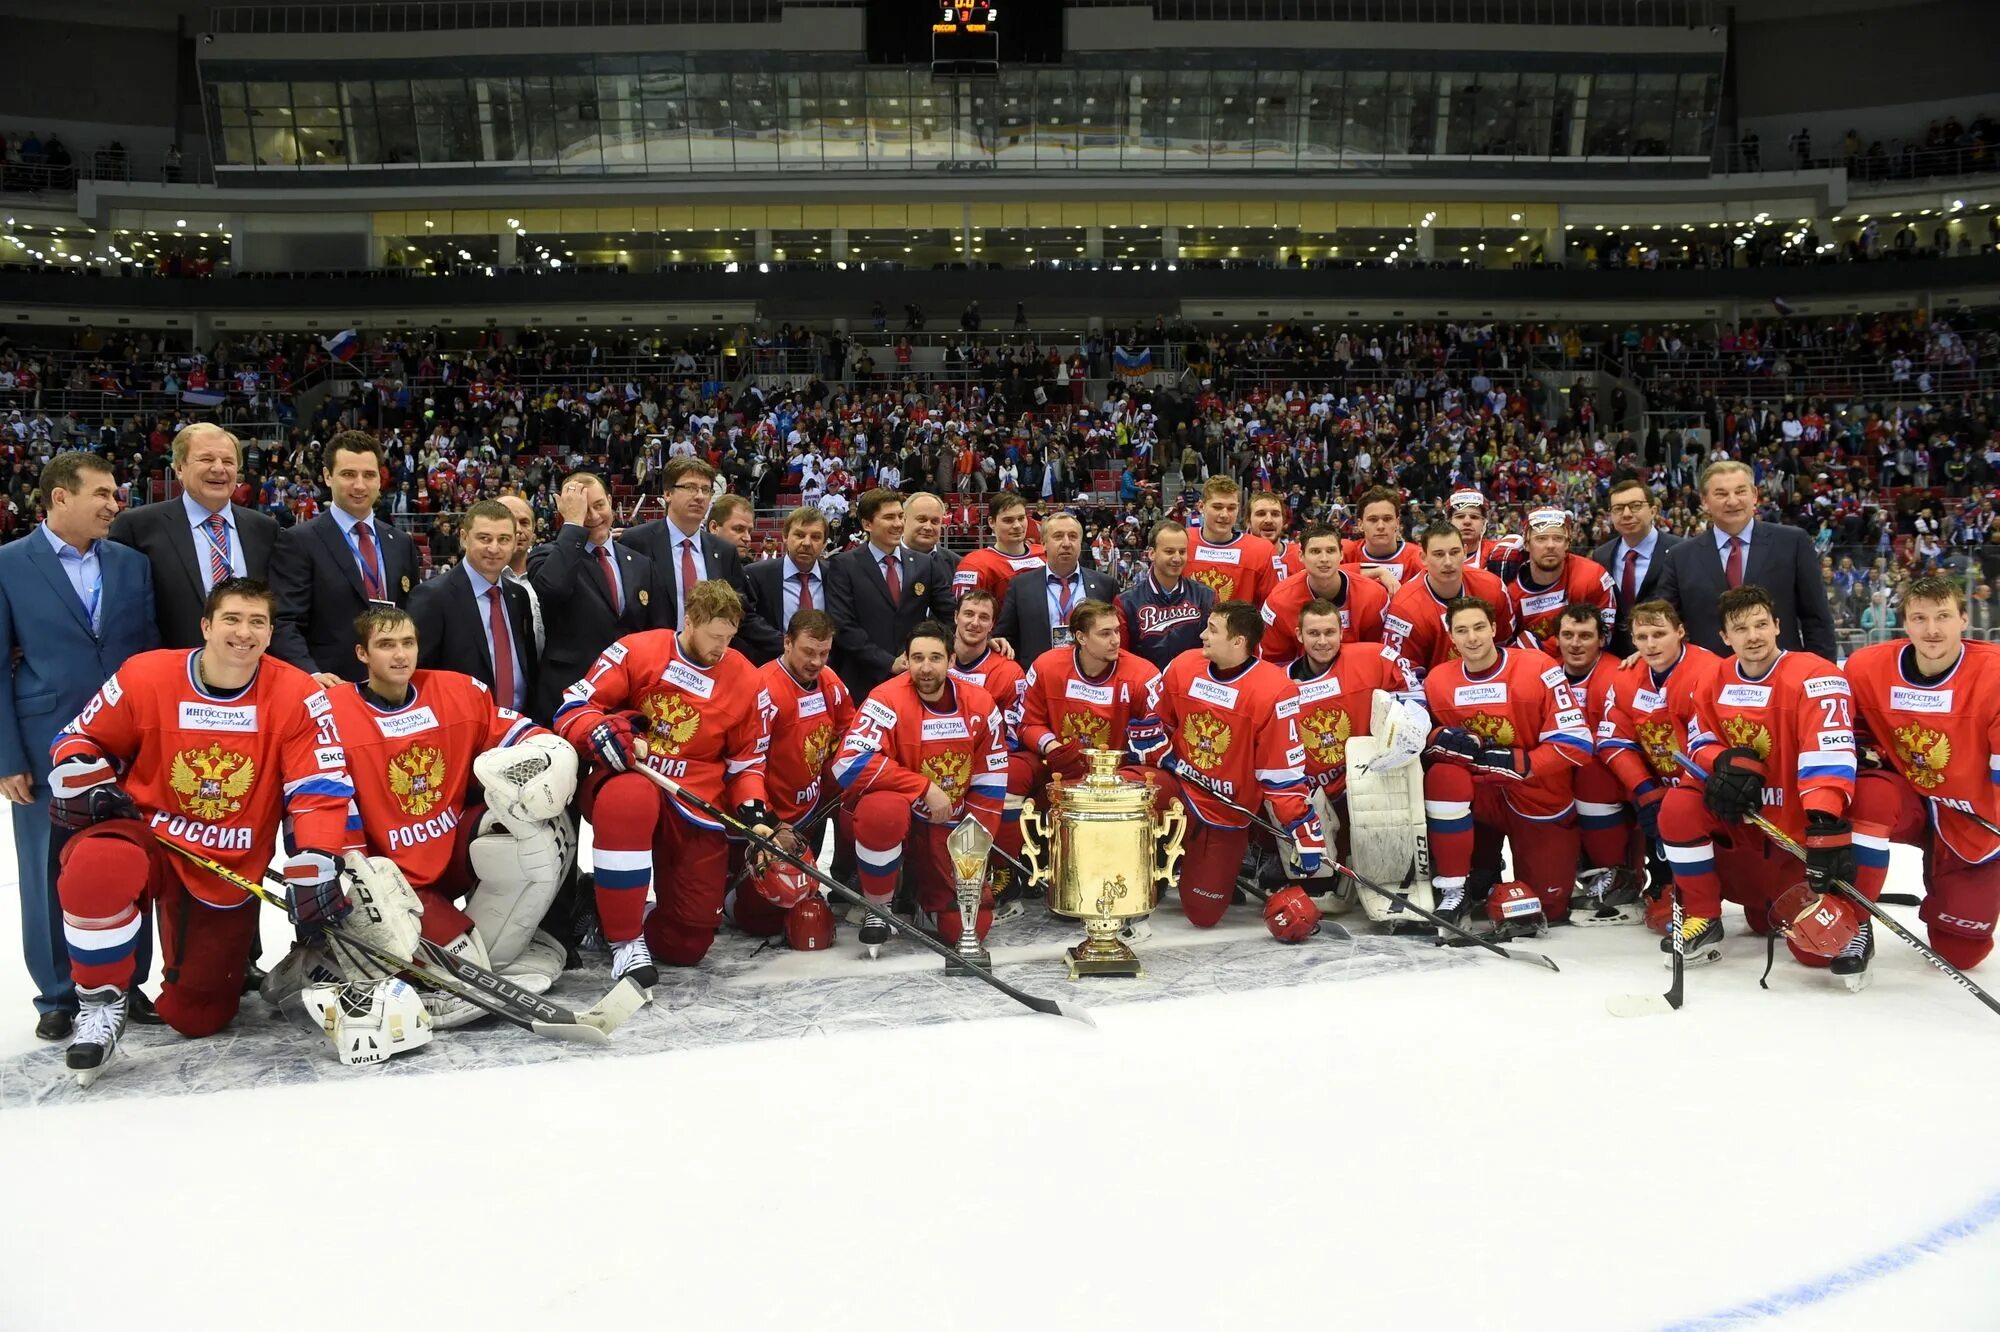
[1657,585,1876,985]
[264,607,579,1032]
[46,579,382,1085]
[1420,596,1592,934]
[557,580,776,990]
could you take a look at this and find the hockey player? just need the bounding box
[1248,490,1304,582]
[1381,525,1519,677]
[1448,488,1521,577]
[1146,601,1322,927]
[1422,597,1592,929]
[311,606,577,1025]
[948,588,1028,720]
[738,607,853,947]
[1186,476,1279,607]
[1341,487,1426,592]
[1549,602,1641,922]
[1015,600,1165,781]
[952,491,1044,602]
[1117,520,1216,674]
[556,579,776,987]
[1655,585,1863,978]
[1506,508,1616,654]
[1844,575,2000,973]
[48,578,363,1079]
[1258,523,1389,666]
[833,618,1007,953]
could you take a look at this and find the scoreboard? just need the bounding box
[866,0,1062,69]
[932,0,1000,75]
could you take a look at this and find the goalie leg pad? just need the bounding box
[1345,735,1434,923]
[466,813,574,969]
[502,929,566,995]
[330,855,425,980]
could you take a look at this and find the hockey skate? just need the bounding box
[610,937,658,994]
[66,985,129,1088]
[859,911,895,959]
[1432,882,1468,935]
[1832,920,1873,993]
[988,865,1025,924]
[1661,916,1724,967]
[1572,867,1645,927]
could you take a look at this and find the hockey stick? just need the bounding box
[152,836,647,1044]
[1671,751,2000,1021]
[1608,884,1684,1018]
[1194,780,1558,972]
[625,763,1095,1026]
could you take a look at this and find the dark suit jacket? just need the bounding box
[269,510,416,681]
[618,518,779,662]
[744,555,830,642]
[1657,521,1838,660]
[0,531,158,784]
[996,565,1122,663]
[526,527,666,723]
[108,497,279,647]
[1592,530,1685,658]
[407,564,540,717]
[824,542,958,702]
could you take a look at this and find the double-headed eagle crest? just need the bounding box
[1300,705,1352,768]
[1720,715,1773,760]
[1183,713,1233,770]
[388,744,448,817]
[1892,723,1950,791]
[641,692,703,756]
[1465,712,1517,747]
[169,744,255,821]
[1060,711,1109,749]
[923,749,971,801]
[801,722,835,774]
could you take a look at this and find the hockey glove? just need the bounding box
[283,847,353,943]
[1634,781,1665,847]
[586,713,644,774]
[1287,813,1326,876]
[1702,746,1766,823]
[1040,738,1084,775]
[1469,742,1530,783]
[48,754,137,831]
[1425,727,1483,765]
[1803,811,1855,893]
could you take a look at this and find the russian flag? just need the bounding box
[322,329,360,362]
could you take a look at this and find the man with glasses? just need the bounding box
[619,456,778,662]
[1592,472,1680,658]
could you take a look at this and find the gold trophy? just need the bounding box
[944,817,994,975]
[1020,749,1186,978]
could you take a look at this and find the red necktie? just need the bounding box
[796,569,814,612]
[1725,536,1744,589]
[595,545,620,613]
[680,538,699,623]
[486,586,516,708]
[1621,548,1639,613]
[203,513,231,588]
[883,552,901,603]
[354,521,384,599]
[1054,574,1075,624]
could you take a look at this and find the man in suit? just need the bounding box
[109,422,279,648]
[825,487,959,703]
[1658,459,1837,660]
[409,499,537,716]
[996,511,1119,662]
[619,455,779,662]
[706,492,756,561]
[526,472,665,723]
[0,452,160,1039]
[745,504,829,642]
[903,491,960,578]
[269,430,416,686]
[1593,472,1684,658]
[498,492,547,657]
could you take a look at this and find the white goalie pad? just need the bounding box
[474,732,579,827]
[332,854,425,979]
[465,812,574,969]
[1344,734,1435,923]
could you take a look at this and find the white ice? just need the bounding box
[3,826,1999,1332]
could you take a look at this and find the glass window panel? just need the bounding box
[820,71,865,166]
[1470,72,1518,155]
[220,128,254,164]
[1300,70,1343,163]
[215,83,246,108]
[1553,73,1586,157]
[992,69,1035,168]
[1251,69,1299,168]
[1386,71,1432,155]
[294,106,341,128]
[375,99,418,164]
[473,76,527,161]
[296,124,344,164]
[292,82,338,109]
[1209,71,1255,165]
[597,72,641,121]
[246,81,291,107]
[736,72,780,167]
[1074,70,1123,168]
[1163,68,1209,169]
[341,80,374,107]
[910,80,955,164]
[1674,72,1715,156]
[1518,72,1557,157]
[1344,71,1385,157]
[686,73,732,170]
[962,81,999,166]
[1034,69,1077,166]
[601,121,647,171]
[1123,68,1162,169]
[218,108,251,128]
[374,79,413,108]
[866,69,911,166]
[1586,73,1633,155]
[347,108,383,164]
[1632,72,1675,156]
[639,68,687,98]
[253,125,299,166]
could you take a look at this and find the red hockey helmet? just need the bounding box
[1486,881,1543,925]
[1770,883,1860,959]
[786,895,835,951]
[1263,886,1321,944]
[753,859,815,911]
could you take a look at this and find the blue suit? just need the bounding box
[0,528,159,1017]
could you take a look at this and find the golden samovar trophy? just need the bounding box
[1020,749,1185,978]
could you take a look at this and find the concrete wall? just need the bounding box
[1732,0,2000,120]
[0,18,180,129]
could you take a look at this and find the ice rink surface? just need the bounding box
[3,825,1999,1332]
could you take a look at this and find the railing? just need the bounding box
[0,148,210,195]
[206,0,859,32]
[1714,139,1999,186]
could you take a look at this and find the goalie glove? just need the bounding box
[1287,813,1326,876]
[474,731,579,826]
[1358,698,1429,775]
[283,848,353,943]
[48,754,138,830]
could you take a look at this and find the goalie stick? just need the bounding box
[1670,750,2000,1022]
[152,835,646,1045]
[624,760,1094,1026]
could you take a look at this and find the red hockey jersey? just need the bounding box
[1340,538,1426,586]
[1381,566,1520,674]
[1844,640,2000,863]
[1684,650,1855,840]
[832,675,1006,833]
[1423,648,1592,818]
[330,669,543,888]
[1187,531,1279,607]
[755,658,856,822]
[1016,646,1164,759]
[948,645,1027,732]
[1147,651,1308,831]
[1258,567,1389,665]
[52,649,359,907]
[1598,644,1722,796]
[1269,540,1305,583]
[1507,554,1617,653]
[555,630,772,830]
[953,544,1045,602]
[1290,644,1421,797]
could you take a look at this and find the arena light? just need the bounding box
[1952,199,1965,211]
[758,262,769,273]
[1510,212,1522,221]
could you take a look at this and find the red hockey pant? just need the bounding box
[1851,769,2000,972]
[1656,788,1840,966]
[1423,763,1581,920]
[59,822,258,1038]
[847,792,993,941]
[1150,772,1252,928]
[587,771,730,966]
